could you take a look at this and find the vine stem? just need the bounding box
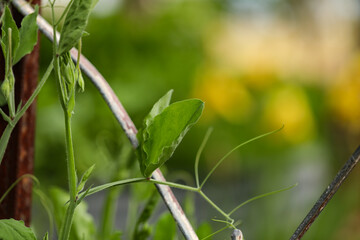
[150,179,234,226]
[0,61,53,164]
[64,111,77,201]
[195,127,213,188]
[58,202,76,240]
[12,1,198,239]
[200,126,283,189]
[198,191,233,225]
[79,177,235,227]
[48,2,78,240]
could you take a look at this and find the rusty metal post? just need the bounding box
[0,0,40,226]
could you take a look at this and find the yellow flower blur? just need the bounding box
[329,55,360,133]
[262,85,316,144]
[193,70,254,124]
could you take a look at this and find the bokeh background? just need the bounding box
[33,0,360,239]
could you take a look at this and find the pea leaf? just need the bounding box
[1,5,19,67]
[153,213,176,240]
[58,0,93,55]
[77,164,95,193]
[13,5,39,65]
[49,187,96,240]
[138,98,204,177]
[196,222,213,239]
[132,189,159,240]
[0,219,36,240]
[144,89,173,128]
[43,232,49,240]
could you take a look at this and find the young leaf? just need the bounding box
[43,232,49,240]
[139,99,204,177]
[58,0,93,55]
[196,222,213,240]
[0,219,37,240]
[13,5,39,65]
[49,187,96,240]
[1,5,20,65]
[143,89,173,128]
[137,90,173,163]
[109,232,122,240]
[132,189,159,240]
[77,164,95,193]
[153,213,176,240]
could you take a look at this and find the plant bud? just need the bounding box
[76,68,85,92]
[8,71,15,88]
[1,79,10,101]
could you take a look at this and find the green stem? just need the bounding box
[198,190,233,224]
[200,126,284,189]
[0,62,53,165]
[0,124,14,165]
[148,179,199,192]
[54,0,74,27]
[99,185,120,239]
[99,144,131,239]
[33,188,54,239]
[227,183,297,216]
[195,127,213,188]
[58,201,76,240]
[6,28,15,118]
[0,174,39,204]
[57,111,78,240]
[201,224,230,240]
[51,4,78,238]
[82,177,234,228]
[80,178,146,198]
[9,83,15,119]
[15,61,53,122]
[148,179,235,225]
[50,2,66,111]
[64,111,77,201]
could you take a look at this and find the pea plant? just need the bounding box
[0,1,295,239]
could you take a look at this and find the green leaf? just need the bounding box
[58,0,94,55]
[144,89,173,128]
[77,164,95,193]
[196,222,213,240]
[138,98,204,177]
[13,5,39,65]
[1,5,19,66]
[76,68,85,92]
[49,187,96,240]
[109,232,122,240]
[132,189,159,240]
[0,219,36,240]
[137,90,173,166]
[153,213,176,240]
[43,232,49,240]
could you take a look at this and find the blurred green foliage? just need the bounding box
[34,0,360,239]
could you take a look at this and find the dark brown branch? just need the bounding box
[290,146,360,240]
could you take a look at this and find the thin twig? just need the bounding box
[290,146,360,240]
[11,1,198,239]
